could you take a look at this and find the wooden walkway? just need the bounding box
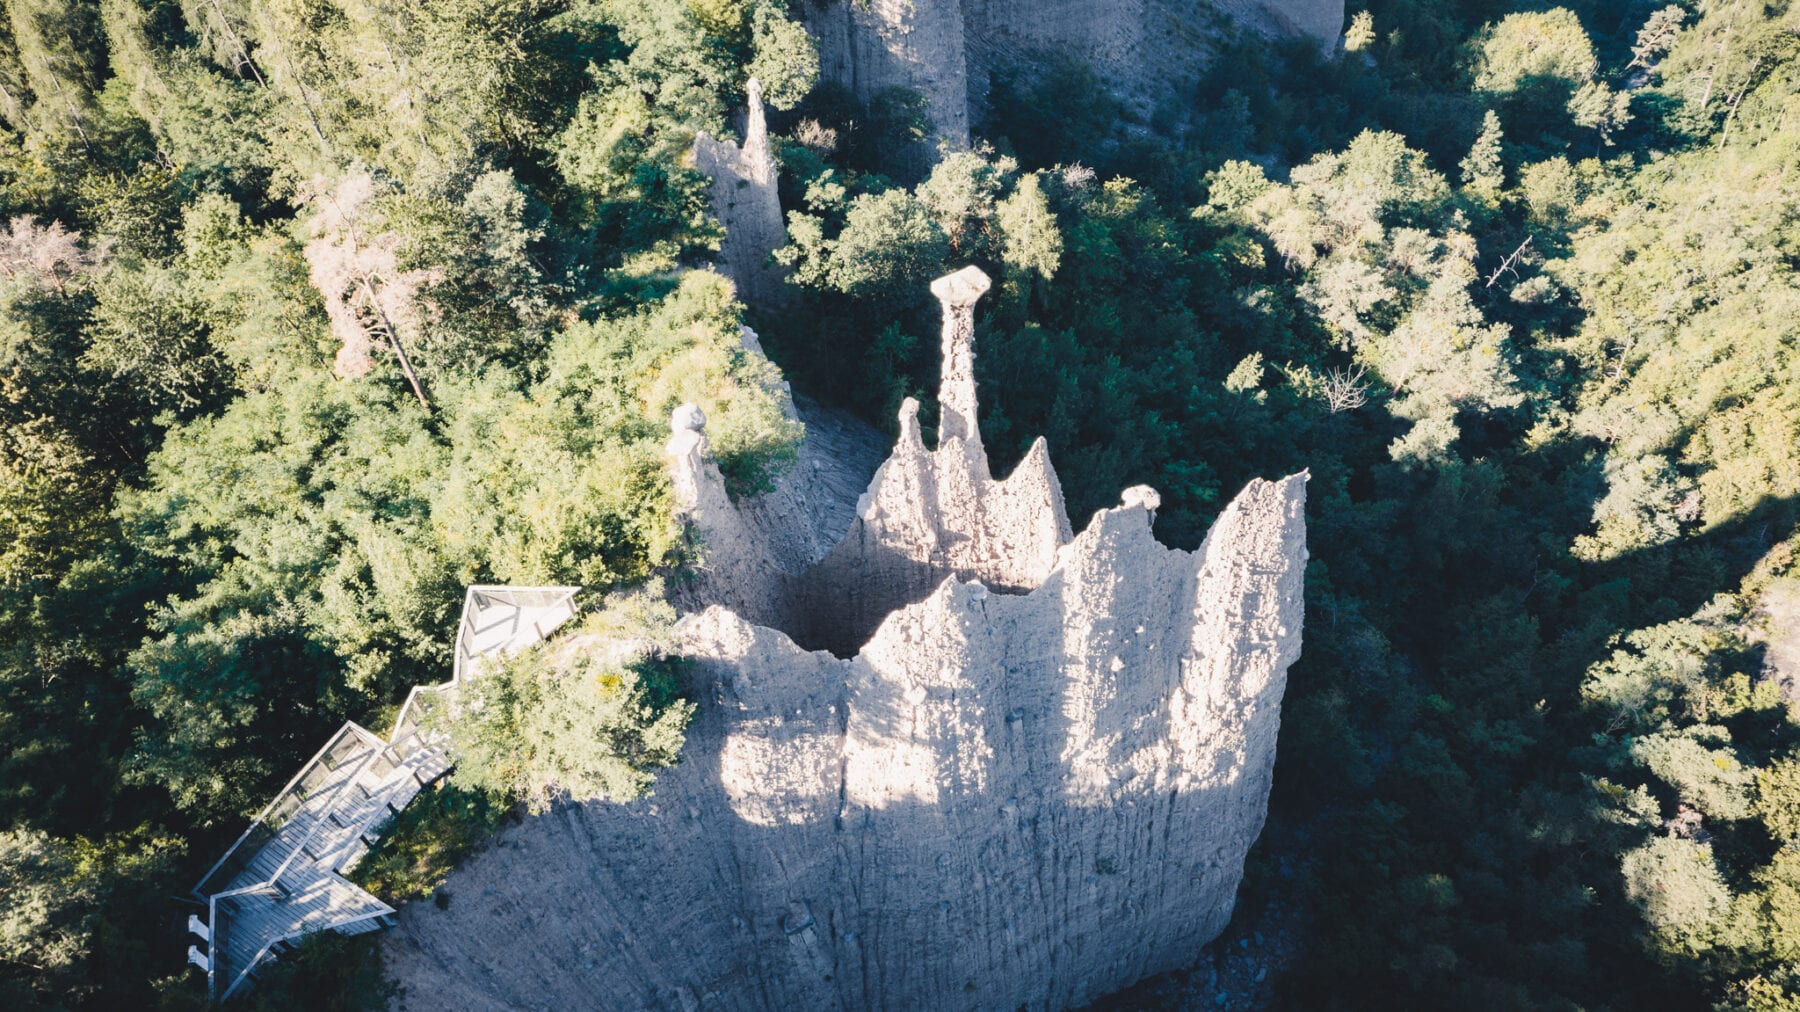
[188,586,579,999]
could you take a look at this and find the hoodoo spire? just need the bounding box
[741,77,773,187]
[929,264,990,446]
[693,80,788,308]
[668,265,1073,654]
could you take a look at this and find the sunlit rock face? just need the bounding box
[381,267,1307,1011]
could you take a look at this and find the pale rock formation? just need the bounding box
[962,0,1225,121]
[668,264,1071,656]
[693,79,789,308]
[803,0,1344,143]
[382,266,1308,1010]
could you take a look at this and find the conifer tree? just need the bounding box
[1460,110,1505,194]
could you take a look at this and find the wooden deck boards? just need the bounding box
[190,586,580,999]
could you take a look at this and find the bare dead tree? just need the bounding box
[1322,364,1370,414]
[1697,0,1743,113]
[202,0,267,86]
[352,275,431,409]
[1717,56,1764,150]
[1484,234,1535,289]
[0,216,106,295]
[28,54,93,155]
[1628,6,1686,71]
[304,175,438,409]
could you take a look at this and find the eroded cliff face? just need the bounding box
[803,0,973,167]
[382,267,1307,1010]
[802,0,1344,147]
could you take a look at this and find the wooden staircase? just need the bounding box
[187,586,580,999]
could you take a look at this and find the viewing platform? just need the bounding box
[187,586,580,999]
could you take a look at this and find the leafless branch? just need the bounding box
[1484,234,1535,289]
[1322,364,1369,414]
[1717,56,1763,150]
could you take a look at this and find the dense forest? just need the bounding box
[0,0,1797,1008]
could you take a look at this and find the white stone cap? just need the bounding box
[1121,485,1161,511]
[672,403,707,433]
[930,265,991,307]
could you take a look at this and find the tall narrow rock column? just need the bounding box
[666,402,714,513]
[693,79,789,308]
[665,403,788,623]
[741,78,773,188]
[930,265,990,445]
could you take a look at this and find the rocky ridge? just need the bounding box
[382,267,1309,1010]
